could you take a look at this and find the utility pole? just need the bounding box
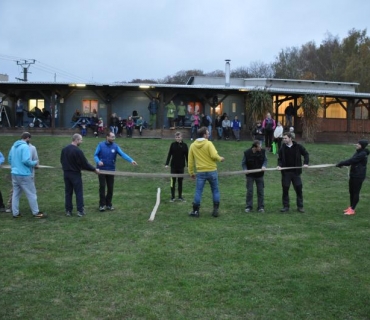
[15,59,35,82]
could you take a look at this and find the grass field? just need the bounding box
[0,134,369,320]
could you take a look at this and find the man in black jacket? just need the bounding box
[278,132,309,213]
[165,132,188,202]
[336,139,369,215]
[242,140,267,213]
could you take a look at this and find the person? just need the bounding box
[273,121,284,151]
[61,133,99,217]
[0,151,5,211]
[242,140,267,213]
[135,116,144,136]
[231,115,241,141]
[15,98,24,127]
[109,113,119,135]
[177,101,186,128]
[165,100,176,129]
[165,132,188,202]
[336,140,369,215]
[148,97,159,129]
[222,116,231,140]
[289,126,296,140]
[262,112,276,151]
[90,113,99,137]
[126,116,135,137]
[71,109,81,123]
[253,120,264,147]
[285,102,295,127]
[201,113,213,141]
[190,111,200,141]
[5,136,39,214]
[8,132,46,218]
[215,115,223,140]
[81,119,87,136]
[117,116,124,137]
[98,117,104,134]
[94,132,137,211]
[188,126,225,218]
[277,132,309,213]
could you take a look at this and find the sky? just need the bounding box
[0,0,369,84]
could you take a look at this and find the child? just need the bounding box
[289,126,295,140]
[253,121,264,147]
[136,116,144,136]
[98,117,104,135]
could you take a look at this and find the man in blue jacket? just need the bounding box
[8,132,46,218]
[94,132,137,211]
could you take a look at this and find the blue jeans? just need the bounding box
[193,171,220,205]
[12,175,39,216]
[191,125,199,139]
[217,127,223,139]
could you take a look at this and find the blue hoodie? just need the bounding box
[0,151,4,165]
[8,140,38,176]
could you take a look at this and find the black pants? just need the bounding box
[170,167,184,199]
[63,171,84,212]
[178,116,185,127]
[349,177,364,209]
[265,130,274,148]
[0,190,4,207]
[99,174,115,207]
[246,176,264,210]
[281,172,303,208]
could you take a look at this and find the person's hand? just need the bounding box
[95,168,100,174]
[165,165,168,168]
[303,164,309,168]
[277,166,282,170]
[98,161,103,166]
[131,161,138,166]
[190,174,196,180]
[336,164,342,168]
[220,157,225,162]
[261,166,266,171]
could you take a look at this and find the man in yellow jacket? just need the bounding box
[188,126,225,217]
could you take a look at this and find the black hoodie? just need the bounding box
[337,148,369,179]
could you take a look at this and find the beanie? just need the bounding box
[358,139,368,149]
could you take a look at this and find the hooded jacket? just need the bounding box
[94,141,133,171]
[8,140,37,176]
[337,148,369,179]
[188,139,222,175]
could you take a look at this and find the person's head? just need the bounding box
[234,115,238,120]
[256,120,261,126]
[277,121,281,126]
[289,127,294,132]
[197,126,209,139]
[252,140,261,151]
[174,132,183,142]
[282,132,293,145]
[112,113,116,117]
[357,139,368,150]
[72,133,83,146]
[21,132,31,144]
[266,112,271,119]
[289,102,293,107]
[106,132,116,143]
[224,116,228,120]
[180,101,184,105]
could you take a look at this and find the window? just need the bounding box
[82,99,98,114]
[210,103,223,115]
[28,99,44,112]
[187,102,203,114]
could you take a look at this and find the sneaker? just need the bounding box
[344,208,355,215]
[34,212,47,219]
[13,213,22,218]
[258,208,265,213]
[99,206,106,212]
[77,211,86,217]
[170,198,175,202]
[297,207,305,213]
[189,211,199,218]
[5,208,12,213]
[280,207,290,212]
[245,207,252,213]
[66,211,72,217]
[178,197,186,202]
[106,206,114,211]
[343,206,352,213]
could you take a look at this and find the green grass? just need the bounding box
[0,135,369,319]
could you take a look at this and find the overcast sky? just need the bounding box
[1,0,369,83]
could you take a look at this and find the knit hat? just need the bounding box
[358,139,368,149]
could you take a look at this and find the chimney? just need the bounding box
[225,59,231,87]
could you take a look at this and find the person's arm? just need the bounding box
[0,152,4,165]
[300,145,309,166]
[116,145,136,164]
[262,151,268,169]
[337,152,364,167]
[165,144,172,167]
[241,152,247,171]
[188,147,195,177]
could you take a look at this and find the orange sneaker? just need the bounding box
[343,206,352,213]
[344,208,355,215]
